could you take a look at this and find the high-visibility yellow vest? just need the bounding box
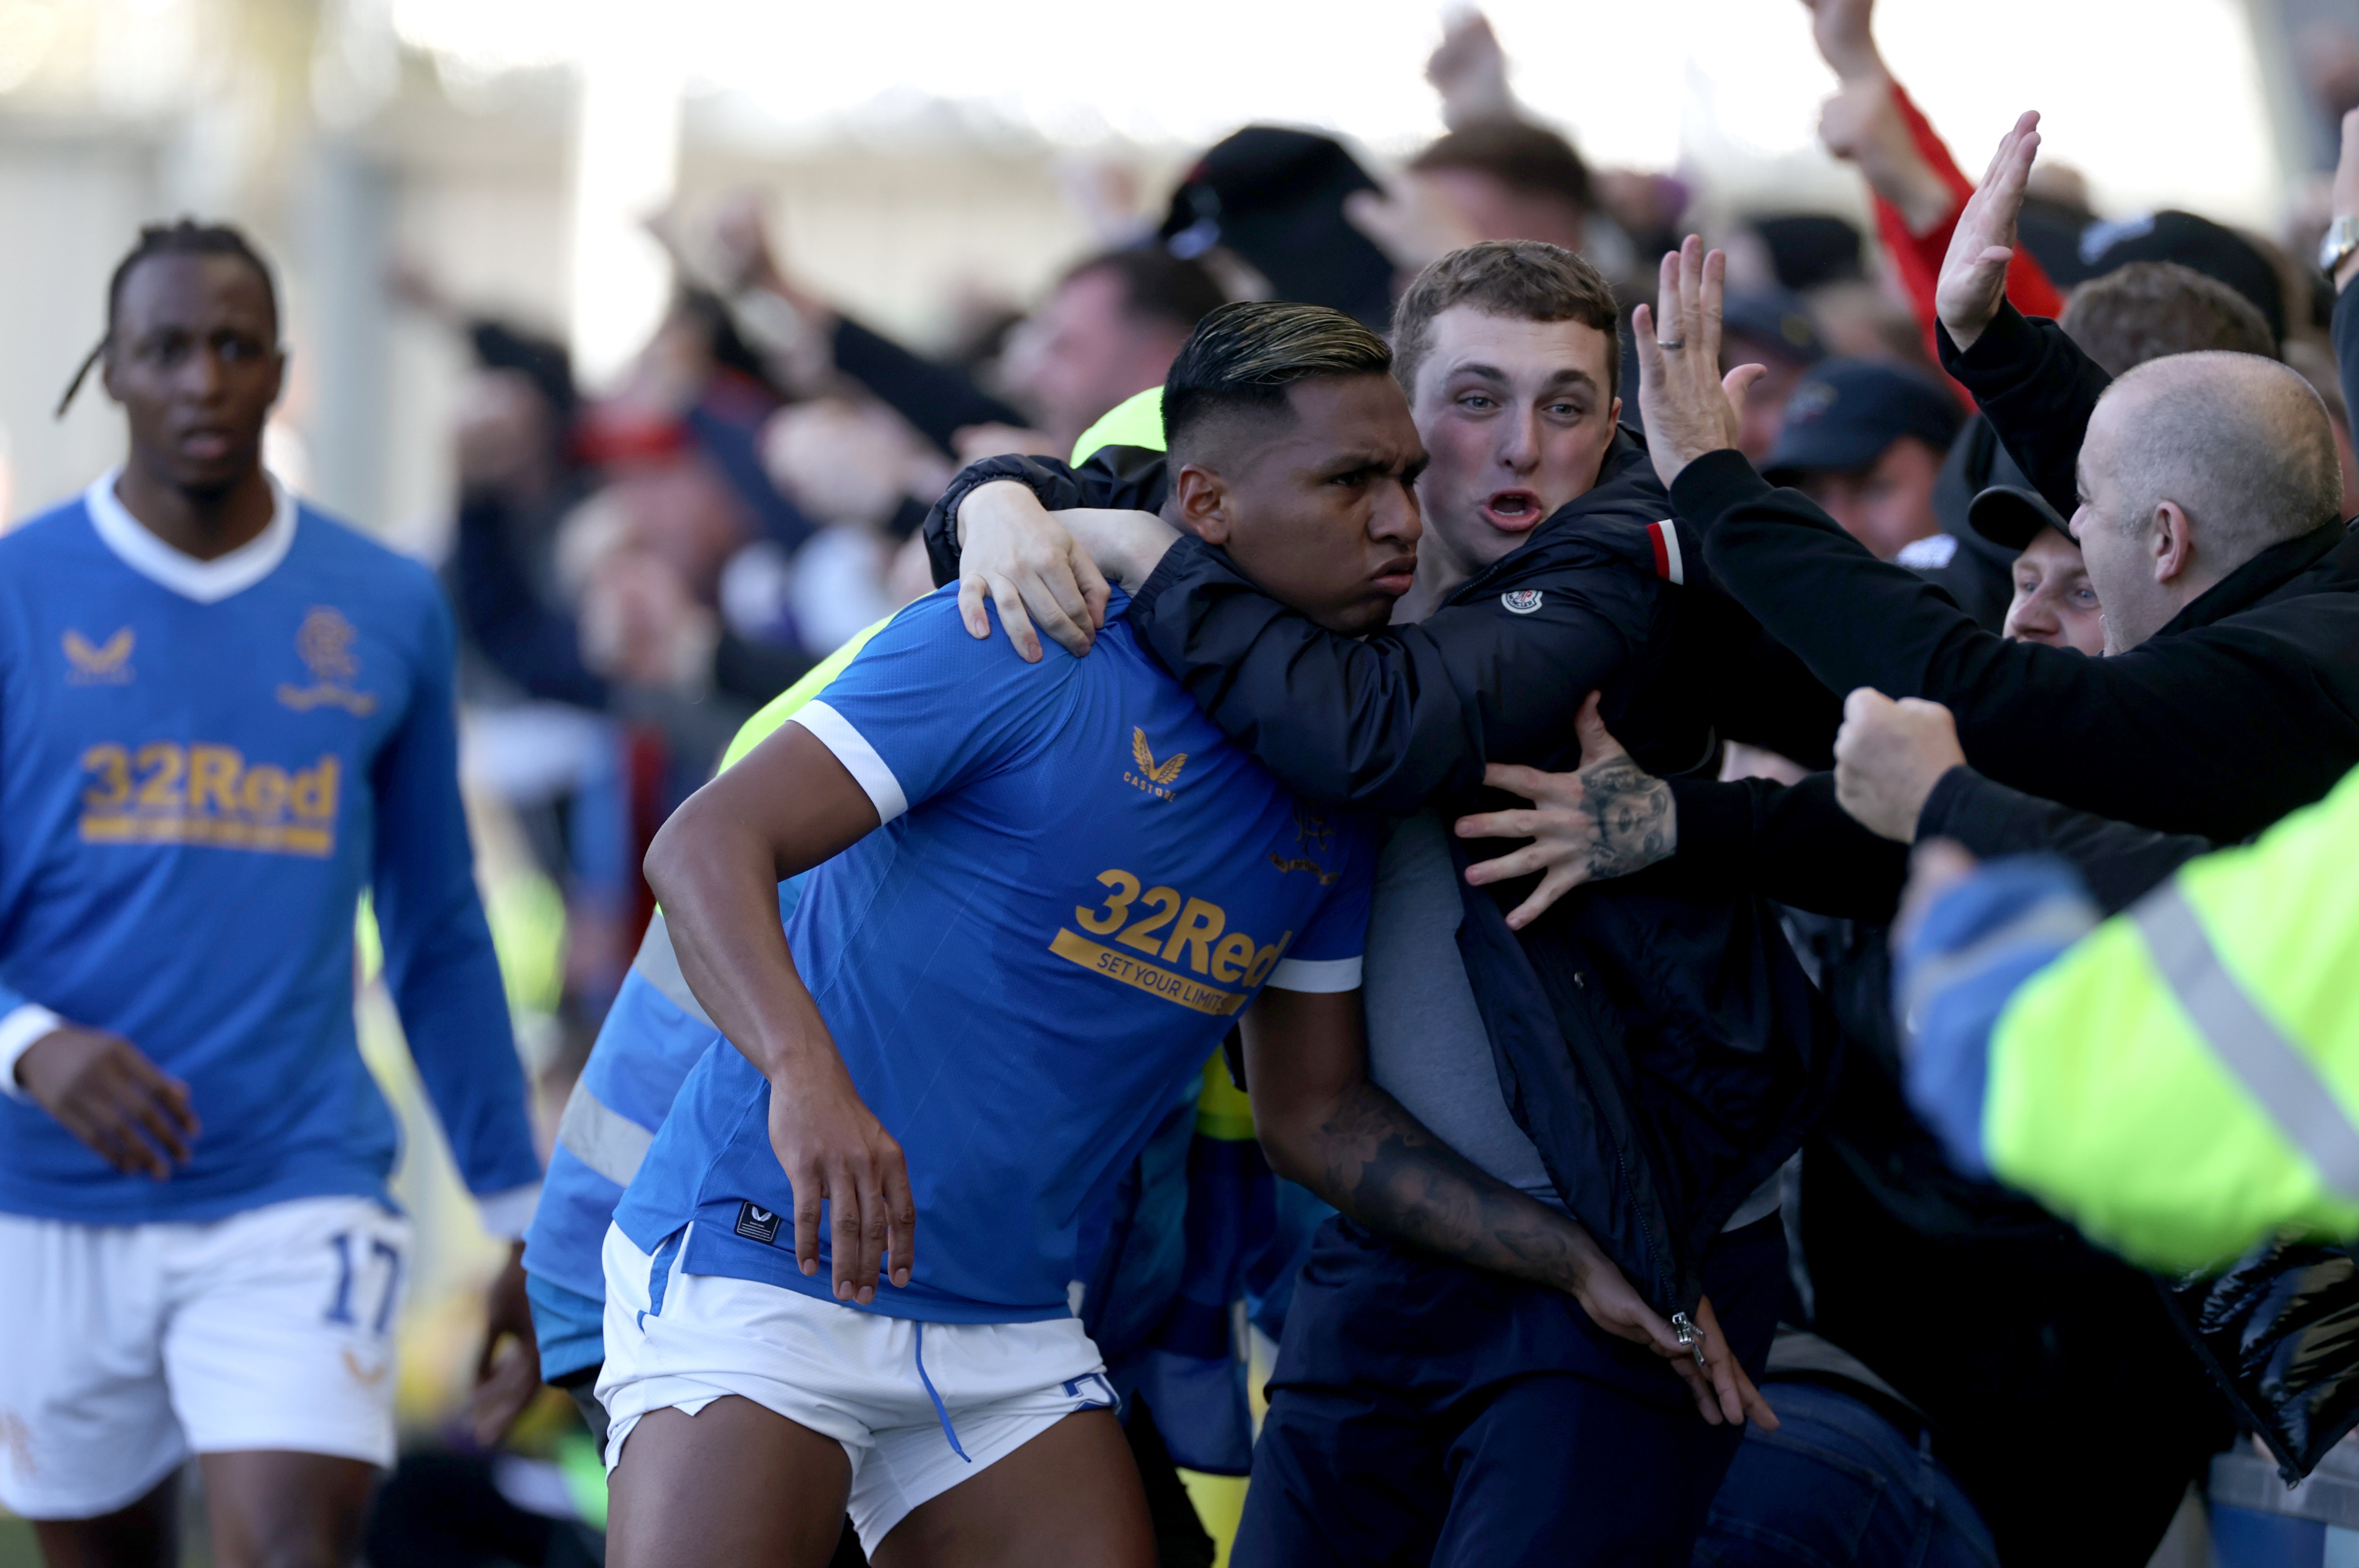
[1984,762,2359,1273]
[1071,386,1166,466]
[717,616,895,773]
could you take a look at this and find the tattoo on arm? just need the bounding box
[1310,1078,1590,1293]
[1582,757,1675,879]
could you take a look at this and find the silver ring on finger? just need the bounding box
[1656,338,1686,351]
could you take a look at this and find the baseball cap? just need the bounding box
[1158,126,1396,330]
[1719,287,1825,365]
[1762,360,1964,484]
[1749,213,1866,291]
[1967,484,2072,552]
[2077,210,2284,345]
[1963,439,2073,552]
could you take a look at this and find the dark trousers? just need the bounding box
[1233,1214,1785,1568]
[1696,1380,2000,1568]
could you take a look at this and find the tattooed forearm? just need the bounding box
[1580,757,1674,880]
[1305,1078,1597,1293]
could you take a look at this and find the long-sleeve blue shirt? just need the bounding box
[0,475,541,1231]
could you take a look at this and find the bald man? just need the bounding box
[2069,352,2342,653]
[1449,236,2359,1568]
[1628,248,2359,857]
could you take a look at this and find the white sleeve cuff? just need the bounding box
[792,702,909,824]
[1266,955,1363,994]
[0,1005,64,1102]
[472,1180,543,1242]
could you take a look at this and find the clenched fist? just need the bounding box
[1833,689,1967,842]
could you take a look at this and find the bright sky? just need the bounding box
[393,0,2286,224]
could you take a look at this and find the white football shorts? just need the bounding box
[597,1223,1117,1557]
[0,1195,410,1520]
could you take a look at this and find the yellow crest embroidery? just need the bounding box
[340,1347,389,1387]
[1269,801,1338,884]
[1125,727,1187,800]
[63,627,135,685]
[277,607,378,716]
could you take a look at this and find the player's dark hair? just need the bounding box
[57,219,280,418]
[1162,300,1392,459]
[1063,247,1228,335]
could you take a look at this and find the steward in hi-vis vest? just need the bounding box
[1900,761,2359,1274]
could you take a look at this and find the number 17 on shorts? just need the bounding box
[0,1196,413,1520]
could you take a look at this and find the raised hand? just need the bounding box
[1935,111,2042,353]
[1633,236,1767,488]
[15,1024,199,1179]
[769,1061,914,1305]
[1818,78,1954,235]
[1455,691,1675,928]
[1803,0,1884,85]
[1832,687,1968,842]
[1426,9,1518,129]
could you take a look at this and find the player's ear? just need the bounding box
[1172,462,1235,546]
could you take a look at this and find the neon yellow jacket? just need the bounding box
[1903,762,2359,1274]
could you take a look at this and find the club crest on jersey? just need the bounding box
[1501,589,1544,615]
[276,607,378,716]
[63,627,135,685]
[1125,726,1187,801]
[1269,800,1339,884]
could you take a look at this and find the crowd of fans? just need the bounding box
[378,4,2359,1562]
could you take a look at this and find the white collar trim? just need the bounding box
[84,468,297,604]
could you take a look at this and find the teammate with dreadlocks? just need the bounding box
[0,220,543,1567]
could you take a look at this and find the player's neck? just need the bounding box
[113,459,276,562]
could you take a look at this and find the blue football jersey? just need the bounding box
[616,588,1373,1323]
[0,476,538,1228]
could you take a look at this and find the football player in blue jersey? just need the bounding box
[932,242,1811,1566]
[594,305,1430,1567]
[0,223,542,1568]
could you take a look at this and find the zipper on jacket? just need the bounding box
[1671,1312,1708,1373]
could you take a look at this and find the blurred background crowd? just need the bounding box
[5,0,2359,1561]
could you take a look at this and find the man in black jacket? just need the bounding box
[1468,130,2353,1558]
[1513,117,2359,923]
[927,242,1832,1566]
[1662,114,2359,853]
[1834,691,2218,912]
